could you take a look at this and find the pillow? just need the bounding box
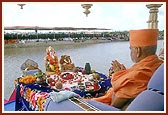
[49,90,76,103]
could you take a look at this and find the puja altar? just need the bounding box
[14,46,112,111]
[15,68,111,111]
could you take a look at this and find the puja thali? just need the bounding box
[46,72,102,92]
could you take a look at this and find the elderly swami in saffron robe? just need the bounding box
[90,29,163,110]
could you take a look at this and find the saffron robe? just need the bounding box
[91,55,163,105]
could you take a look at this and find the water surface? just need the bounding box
[3,40,163,99]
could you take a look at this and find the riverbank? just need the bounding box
[4,39,119,48]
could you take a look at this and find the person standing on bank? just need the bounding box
[89,29,163,110]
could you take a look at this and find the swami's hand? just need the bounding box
[111,60,126,73]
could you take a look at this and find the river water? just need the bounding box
[3,40,164,99]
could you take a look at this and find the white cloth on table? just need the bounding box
[49,90,77,103]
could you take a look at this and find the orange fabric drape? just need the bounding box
[91,55,163,105]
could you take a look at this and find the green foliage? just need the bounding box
[4,30,164,41]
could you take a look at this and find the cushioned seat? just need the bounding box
[147,63,164,93]
[4,101,16,111]
[44,98,84,111]
[86,100,120,111]
[126,63,164,111]
[125,90,164,111]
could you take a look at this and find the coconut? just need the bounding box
[55,81,63,89]
[93,73,100,80]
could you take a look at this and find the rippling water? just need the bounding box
[3,40,163,99]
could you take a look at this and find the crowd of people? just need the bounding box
[4,30,164,44]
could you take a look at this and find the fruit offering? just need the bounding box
[19,75,36,84]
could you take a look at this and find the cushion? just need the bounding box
[86,100,120,111]
[148,64,164,93]
[126,90,164,111]
[44,98,84,111]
